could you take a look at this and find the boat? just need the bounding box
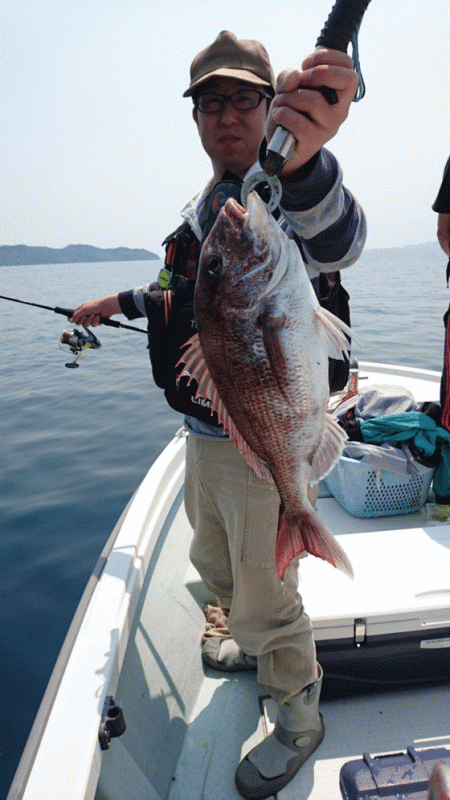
[7,361,450,800]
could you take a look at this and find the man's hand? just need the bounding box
[266,49,359,175]
[70,294,121,327]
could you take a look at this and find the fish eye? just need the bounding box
[206,254,223,277]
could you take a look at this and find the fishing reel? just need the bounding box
[60,326,101,368]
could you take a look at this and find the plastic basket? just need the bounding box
[324,456,434,518]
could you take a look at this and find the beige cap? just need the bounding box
[183,31,275,97]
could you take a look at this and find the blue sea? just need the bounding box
[0,244,448,795]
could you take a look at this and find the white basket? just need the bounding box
[324,456,434,518]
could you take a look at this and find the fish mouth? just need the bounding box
[221,191,262,217]
[224,192,287,296]
[220,197,247,232]
[210,194,277,292]
[219,192,265,234]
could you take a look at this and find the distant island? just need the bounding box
[0,244,159,267]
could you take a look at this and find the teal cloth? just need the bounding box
[360,411,450,498]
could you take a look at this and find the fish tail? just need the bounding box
[275,508,353,580]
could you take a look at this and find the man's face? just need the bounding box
[193,76,269,180]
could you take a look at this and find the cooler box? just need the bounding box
[324,456,434,518]
[339,746,450,800]
[300,524,450,697]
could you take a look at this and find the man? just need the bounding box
[71,31,366,798]
[433,157,450,438]
[433,156,450,257]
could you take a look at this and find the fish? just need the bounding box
[178,191,353,579]
[428,761,450,800]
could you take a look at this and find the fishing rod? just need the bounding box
[0,293,147,369]
[0,294,146,332]
[264,0,372,176]
[242,0,373,209]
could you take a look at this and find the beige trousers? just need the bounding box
[184,435,317,704]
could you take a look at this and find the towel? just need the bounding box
[361,411,450,499]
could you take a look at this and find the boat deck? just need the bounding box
[11,362,449,800]
[172,673,450,800]
[105,491,450,800]
[99,360,450,799]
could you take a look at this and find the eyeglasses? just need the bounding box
[194,89,271,114]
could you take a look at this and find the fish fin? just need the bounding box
[276,507,353,580]
[315,307,353,361]
[177,335,208,389]
[178,336,274,483]
[310,414,347,483]
[259,306,291,404]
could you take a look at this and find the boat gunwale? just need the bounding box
[6,518,126,800]
[7,429,187,800]
[357,361,441,381]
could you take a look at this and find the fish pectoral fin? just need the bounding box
[176,334,218,402]
[259,306,291,403]
[177,335,274,483]
[310,414,347,484]
[315,307,354,361]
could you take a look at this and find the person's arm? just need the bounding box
[265,48,365,274]
[278,147,366,275]
[70,294,122,327]
[70,279,159,326]
[437,213,450,257]
[432,157,450,255]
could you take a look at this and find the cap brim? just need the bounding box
[183,67,273,97]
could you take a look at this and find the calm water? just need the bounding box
[0,244,448,794]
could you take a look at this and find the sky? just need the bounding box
[1,0,449,257]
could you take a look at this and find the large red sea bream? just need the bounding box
[179,191,353,579]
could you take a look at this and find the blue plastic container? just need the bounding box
[324,456,434,518]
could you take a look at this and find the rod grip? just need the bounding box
[54,306,76,318]
[53,306,146,333]
[54,306,124,329]
[315,0,372,52]
[262,0,372,177]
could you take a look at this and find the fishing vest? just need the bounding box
[145,174,351,425]
[145,219,222,425]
